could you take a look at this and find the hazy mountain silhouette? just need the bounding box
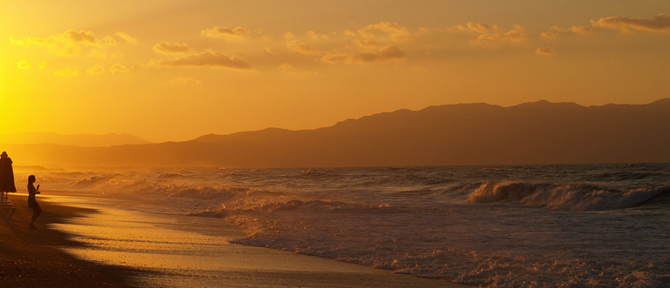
[0,132,151,147]
[4,99,670,168]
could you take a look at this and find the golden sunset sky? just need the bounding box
[2,1,670,142]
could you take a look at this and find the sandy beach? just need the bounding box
[0,194,138,287]
[2,192,471,288]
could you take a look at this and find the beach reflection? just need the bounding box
[46,194,465,288]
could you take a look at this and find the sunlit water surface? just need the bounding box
[20,163,670,287]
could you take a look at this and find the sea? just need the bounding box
[16,163,670,287]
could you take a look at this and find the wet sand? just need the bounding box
[3,193,471,288]
[0,193,138,287]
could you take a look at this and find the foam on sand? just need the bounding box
[45,193,470,288]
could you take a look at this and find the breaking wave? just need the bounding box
[467,181,670,211]
[31,164,670,287]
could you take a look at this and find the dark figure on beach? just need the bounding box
[28,175,41,229]
[0,151,17,193]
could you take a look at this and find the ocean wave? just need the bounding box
[156,172,186,179]
[588,171,666,182]
[190,199,399,218]
[467,181,670,211]
[38,165,670,287]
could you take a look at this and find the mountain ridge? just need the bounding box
[3,98,670,168]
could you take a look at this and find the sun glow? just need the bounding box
[1,1,669,142]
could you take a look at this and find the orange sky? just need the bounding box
[2,1,670,142]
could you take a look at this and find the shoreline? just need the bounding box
[4,192,472,287]
[1,193,139,287]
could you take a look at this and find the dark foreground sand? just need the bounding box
[0,194,139,287]
[2,193,471,288]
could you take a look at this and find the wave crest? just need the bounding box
[467,181,669,211]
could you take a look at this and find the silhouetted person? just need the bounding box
[28,175,41,229]
[0,151,17,193]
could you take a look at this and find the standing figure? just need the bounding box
[0,151,17,221]
[28,175,41,229]
[0,151,17,193]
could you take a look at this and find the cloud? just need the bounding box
[454,22,500,33]
[87,65,106,74]
[549,26,592,35]
[148,50,253,70]
[361,22,411,41]
[264,47,278,56]
[115,32,137,42]
[568,26,593,34]
[11,30,130,56]
[284,32,297,40]
[10,36,57,46]
[306,31,329,41]
[321,45,406,64]
[61,30,98,44]
[201,26,250,41]
[103,36,117,45]
[540,31,560,39]
[592,14,670,33]
[287,40,320,54]
[477,30,527,42]
[343,30,357,37]
[54,67,80,76]
[354,39,380,48]
[17,60,31,69]
[166,77,202,85]
[110,63,131,73]
[278,63,293,71]
[535,47,554,55]
[153,42,194,55]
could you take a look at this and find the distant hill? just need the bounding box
[0,132,152,147]
[3,99,670,168]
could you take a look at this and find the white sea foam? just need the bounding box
[467,181,670,211]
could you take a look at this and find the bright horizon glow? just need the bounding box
[2,1,670,142]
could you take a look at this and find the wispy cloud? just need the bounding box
[201,26,250,41]
[278,63,293,71]
[321,45,406,64]
[115,32,137,43]
[540,31,559,39]
[365,22,411,41]
[153,42,195,55]
[354,39,380,48]
[567,26,593,34]
[549,26,592,35]
[110,63,131,73]
[477,30,527,42]
[592,14,670,33]
[87,65,106,75]
[447,22,526,44]
[287,41,320,54]
[17,60,31,69]
[11,30,129,56]
[453,22,499,33]
[306,31,329,41]
[535,47,554,55]
[148,51,253,70]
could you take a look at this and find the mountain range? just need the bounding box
[3,99,670,169]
